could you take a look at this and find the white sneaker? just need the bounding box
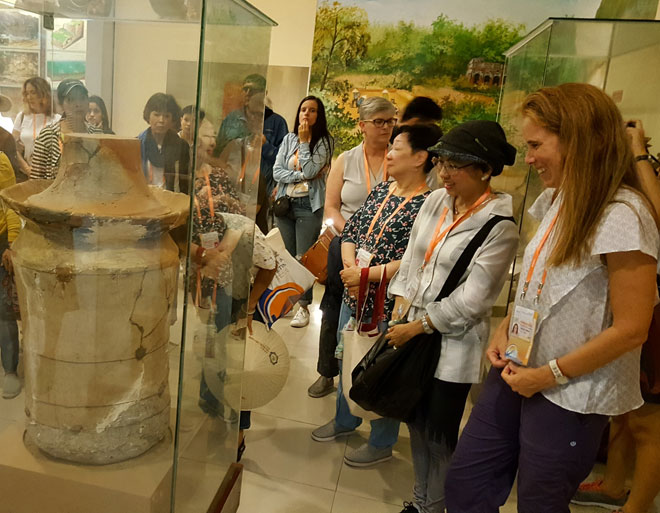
[290,307,310,328]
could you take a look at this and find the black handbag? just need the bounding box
[272,196,291,217]
[349,215,515,421]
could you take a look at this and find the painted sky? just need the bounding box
[342,0,602,30]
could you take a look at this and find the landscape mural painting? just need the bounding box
[309,0,602,154]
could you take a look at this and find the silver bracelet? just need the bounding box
[421,315,434,335]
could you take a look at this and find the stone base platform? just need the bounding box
[0,421,174,513]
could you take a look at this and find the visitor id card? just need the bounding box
[356,248,374,268]
[200,231,220,249]
[505,305,538,366]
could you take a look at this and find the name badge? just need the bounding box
[356,247,374,268]
[200,231,220,249]
[505,305,539,366]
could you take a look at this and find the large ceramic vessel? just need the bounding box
[0,134,189,464]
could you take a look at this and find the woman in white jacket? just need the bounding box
[386,121,519,513]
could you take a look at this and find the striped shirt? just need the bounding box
[30,119,103,180]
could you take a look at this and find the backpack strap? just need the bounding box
[436,215,515,301]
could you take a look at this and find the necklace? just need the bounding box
[453,194,494,217]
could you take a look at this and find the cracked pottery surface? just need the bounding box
[0,134,189,465]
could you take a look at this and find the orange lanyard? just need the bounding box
[239,144,260,187]
[366,183,425,246]
[363,144,388,193]
[423,188,493,266]
[520,213,558,302]
[194,171,215,220]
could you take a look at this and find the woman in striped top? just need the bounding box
[30,79,103,180]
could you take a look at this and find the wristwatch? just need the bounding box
[548,359,569,385]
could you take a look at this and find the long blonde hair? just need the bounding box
[22,77,53,116]
[522,83,652,266]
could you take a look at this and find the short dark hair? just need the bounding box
[401,96,443,123]
[396,124,443,173]
[182,104,205,121]
[243,74,266,92]
[143,93,170,123]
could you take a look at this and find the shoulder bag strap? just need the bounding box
[436,215,515,301]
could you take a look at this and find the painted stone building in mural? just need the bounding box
[466,58,504,86]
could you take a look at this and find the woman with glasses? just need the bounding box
[386,121,519,513]
[273,95,334,328]
[12,77,59,181]
[312,124,439,467]
[445,84,659,513]
[308,97,398,398]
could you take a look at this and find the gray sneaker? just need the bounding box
[308,376,335,398]
[2,373,21,399]
[311,420,355,442]
[344,443,392,467]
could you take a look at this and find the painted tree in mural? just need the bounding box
[312,1,370,91]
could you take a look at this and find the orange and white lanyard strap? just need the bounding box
[423,188,493,267]
[239,145,260,186]
[520,213,558,301]
[366,183,425,245]
[363,144,388,193]
[194,171,215,220]
[292,149,301,171]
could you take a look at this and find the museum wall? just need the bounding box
[108,0,317,136]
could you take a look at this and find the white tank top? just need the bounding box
[340,142,386,220]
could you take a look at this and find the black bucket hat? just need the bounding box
[428,120,516,176]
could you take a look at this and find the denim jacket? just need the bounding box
[273,132,332,213]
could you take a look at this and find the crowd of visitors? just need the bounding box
[1,72,659,513]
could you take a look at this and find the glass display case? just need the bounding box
[495,17,660,308]
[0,1,275,512]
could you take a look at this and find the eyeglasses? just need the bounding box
[432,157,473,174]
[363,118,397,128]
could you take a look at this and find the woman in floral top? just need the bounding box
[312,124,442,468]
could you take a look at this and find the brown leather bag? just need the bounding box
[300,225,338,284]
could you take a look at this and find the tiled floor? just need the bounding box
[1,283,656,513]
[232,290,624,513]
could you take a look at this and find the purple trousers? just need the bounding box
[445,367,608,513]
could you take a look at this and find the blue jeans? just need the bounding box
[0,239,18,374]
[274,196,323,306]
[335,302,400,449]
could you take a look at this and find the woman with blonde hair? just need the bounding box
[12,77,58,180]
[308,96,397,397]
[445,83,659,513]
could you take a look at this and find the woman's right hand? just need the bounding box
[201,247,232,279]
[486,317,510,368]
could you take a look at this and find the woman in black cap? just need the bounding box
[386,120,519,513]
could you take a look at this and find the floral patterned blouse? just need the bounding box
[192,164,245,298]
[341,180,430,320]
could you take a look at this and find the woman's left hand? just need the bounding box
[385,321,424,349]
[340,266,361,288]
[501,362,556,398]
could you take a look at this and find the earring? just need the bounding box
[481,175,490,182]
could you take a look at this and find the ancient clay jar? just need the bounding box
[0,134,188,465]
